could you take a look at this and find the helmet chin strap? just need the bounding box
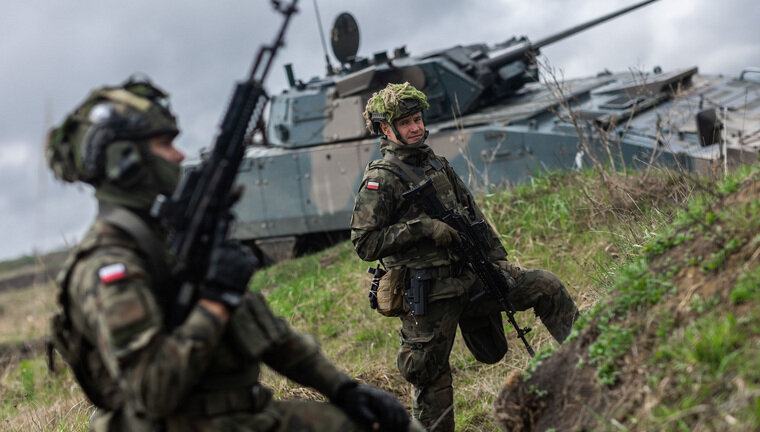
[383,127,429,147]
[386,110,428,146]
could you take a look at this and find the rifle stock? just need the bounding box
[402,179,535,357]
[151,1,299,328]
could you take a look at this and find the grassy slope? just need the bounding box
[252,167,693,431]
[0,167,700,431]
[495,164,760,431]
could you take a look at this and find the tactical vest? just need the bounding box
[378,152,467,269]
[50,203,173,411]
[51,204,273,420]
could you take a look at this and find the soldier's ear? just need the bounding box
[380,122,393,137]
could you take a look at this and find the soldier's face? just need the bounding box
[149,134,185,164]
[384,112,425,145]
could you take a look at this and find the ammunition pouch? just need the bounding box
[406,269,433,316]
[373,267,407,317]
[459,310,508,364]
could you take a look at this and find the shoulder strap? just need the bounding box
[98,202,169,282]
[383,153,424,185]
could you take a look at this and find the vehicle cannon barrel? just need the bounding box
[479,0,659,79]
[204,0,759,264]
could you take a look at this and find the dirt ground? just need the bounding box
[494,176,760,431]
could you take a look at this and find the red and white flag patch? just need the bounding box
[98,263,127,284]
[366,181,380,190]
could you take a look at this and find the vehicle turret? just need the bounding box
[213,0,759,263]
[266,0,659,148]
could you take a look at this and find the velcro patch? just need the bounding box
[98,263,127,284]
[366,181,380,190]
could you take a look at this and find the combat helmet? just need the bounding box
[46,75,181,209]
[363,82,430,144]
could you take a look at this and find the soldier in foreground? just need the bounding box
[47,76,424,431]
[350,82,580,431]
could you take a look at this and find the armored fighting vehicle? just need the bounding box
[214,0,760,263]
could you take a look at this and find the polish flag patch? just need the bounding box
[98,263,127,284]
[366,181,380,190]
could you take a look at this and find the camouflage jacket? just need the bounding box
[350,138,507,270]
[55,207,352,430]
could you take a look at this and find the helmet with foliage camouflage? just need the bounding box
[46,75,182,209]
[363,82,430,134]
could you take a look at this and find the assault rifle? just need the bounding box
[151,0,299,328]
[402,179,535,357]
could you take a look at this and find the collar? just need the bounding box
[97,200,166,238]
[379,138,435,166]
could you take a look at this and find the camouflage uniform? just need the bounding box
[48,76,422,432]
[351,138,579,431]
[55,213,379,431]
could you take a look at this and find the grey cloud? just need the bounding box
[0,0,758,260]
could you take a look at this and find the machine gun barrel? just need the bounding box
[482,0,659,72]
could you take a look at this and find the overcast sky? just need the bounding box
[1,0,758,261]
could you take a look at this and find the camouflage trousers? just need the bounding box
[94,399,426,432]
[396,268,579,432]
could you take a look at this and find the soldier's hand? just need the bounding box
[494,259,522,280]
[202,240,258,309]
[333,382,410,431]
[420,218,460,247]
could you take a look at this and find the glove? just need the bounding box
[494,259,522,280]
[332,382,410,431]
[202,240,258,309]
[419,218,460,247]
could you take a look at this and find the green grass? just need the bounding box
[4,165,757,431]
[649,309,760,430]
[1,356,90,431]
[731,265,760,304]
[250,168,695,429]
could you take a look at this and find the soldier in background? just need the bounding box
[350,82,580,431]
[47,76,423,432]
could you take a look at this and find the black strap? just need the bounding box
[98,202,170,284]
[382,152,445,184]
[383,153,425,185]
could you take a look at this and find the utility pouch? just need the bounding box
[406,269,433,316]
[367,265,387,310]
[371,266,407,317]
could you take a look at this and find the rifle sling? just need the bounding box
[98,202,170,286]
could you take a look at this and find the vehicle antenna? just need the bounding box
[311,0,335,76]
